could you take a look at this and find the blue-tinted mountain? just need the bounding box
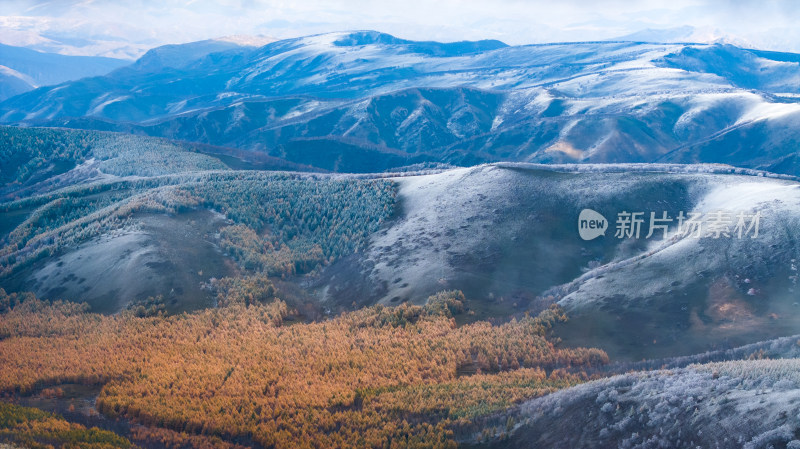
[2,31,800,174]
[0,43,129,100]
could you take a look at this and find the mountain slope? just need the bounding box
[315,164,800,359]
[0,125,310,202]
[0,126,392,314]
[0,43,128,100]
[0,65,36,100]
[3,31,800,175]
[486,356,800,449]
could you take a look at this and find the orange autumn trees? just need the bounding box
[0,288,608,448]
[0,401,134,449]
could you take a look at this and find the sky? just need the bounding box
[2,0,800,59]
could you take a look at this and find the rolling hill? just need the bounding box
[314,163,800,360]
[481,355,800,448]
[2,125,799,361]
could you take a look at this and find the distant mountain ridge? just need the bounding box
[0,43,129,100]
[2,31,800,175]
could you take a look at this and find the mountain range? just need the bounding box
[2,30,800,175]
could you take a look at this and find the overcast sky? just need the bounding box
[2,0,800,58]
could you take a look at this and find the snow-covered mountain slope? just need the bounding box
[0,65,36,101]
[485,356,800,449]
[316,164,800,359]
[553,175,800,359]
[0,43,128,101]
[120,36,278,74]
[2,31,800,174]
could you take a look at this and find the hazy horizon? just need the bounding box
[2,0,800,59]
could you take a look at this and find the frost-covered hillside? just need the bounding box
[317,163,800,359]
[487,355,800,449]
